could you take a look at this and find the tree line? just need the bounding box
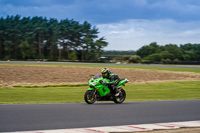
[112,42,200,64]
[1,15,199,64]
[137,42,200,63]
[0,15,108,61]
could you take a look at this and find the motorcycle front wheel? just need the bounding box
[114,88,126,104]
[84,90,96,104]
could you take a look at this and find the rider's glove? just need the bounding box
[99,80,107,86]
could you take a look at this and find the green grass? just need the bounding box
[0,86,86,104]
[0,81,200,104]
[126,81,200,101]
[1,63,200,73]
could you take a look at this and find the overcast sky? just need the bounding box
[0,0,200,50]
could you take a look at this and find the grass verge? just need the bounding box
[0,81,200,104]
[1,63,200,73]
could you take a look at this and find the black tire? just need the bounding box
[84,90,96,104]
[114,88,126,104]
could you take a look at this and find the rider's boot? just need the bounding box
[115,87,120,96]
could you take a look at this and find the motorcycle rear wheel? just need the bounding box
[84,90,96,104]
[114,88,126,104]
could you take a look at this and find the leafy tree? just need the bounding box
[180,43,200,61]
[0,17,5,59]
[163,44,183,60]
[160,51,174,60]
[129,55,141,63]
[114,55,131,61]
[69,52,78,61]
[48,43,58,60]
[136,42,160,58]
[0,15,107,61]
[143,53,163,62]
[20,40,32,59]
[180,43,194,51]
[182,51,196,61]
[94,37,108,59]
[162,58,171,63]
[3,40,14,59]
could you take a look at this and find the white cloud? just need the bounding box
[97,19,200,50]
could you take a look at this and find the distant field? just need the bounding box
[1,65,200,87]
[0,81,200,104]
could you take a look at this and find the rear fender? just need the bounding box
[117,79,128,87]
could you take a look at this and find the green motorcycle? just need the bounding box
[84,74,129,104]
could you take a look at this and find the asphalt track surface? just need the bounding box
[1,60,200,69]
[1,100,200,132]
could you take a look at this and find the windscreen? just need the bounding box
[93,74,101,79]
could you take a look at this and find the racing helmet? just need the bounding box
[101,67,110,78]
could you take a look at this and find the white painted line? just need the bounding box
[168,121,200,127]
[128,124,175,130]
[6,120,200,133]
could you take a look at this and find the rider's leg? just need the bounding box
[112,86,120,96]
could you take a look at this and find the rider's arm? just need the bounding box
[100,74,120,86]
[106,75,120,86]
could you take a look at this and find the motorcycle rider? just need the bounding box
[100,67,120,96]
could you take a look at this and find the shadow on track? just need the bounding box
[83,101,140,105]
